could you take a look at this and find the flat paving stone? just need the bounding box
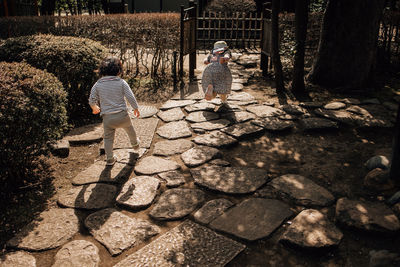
[52,240,100,267]
[153,139,194,156]
[194,198,234,225]
[100,118,159,150]
[184,102,216,112]
[113,148,147,164]
[221,121,264,139]
[72,159,134,185]
[185,111,220,123]
[314,108,362,125]
[7,208,79,251]
[190,119,231,131]
[64,123,103,144]
[221,111,256,123]
[157,121,192,140]
[191,165,269,194]
[149,188,206,220]
[280,209,343,249]
[300,117,339,131]
[157,107,185,122]
[181,146,221,167]
[335,198,400,233]
[58,183,117,210]
[252,117,295,131]
[228,92,255,102]
[113,220,245,267]
[268,174,335,207]
[85,208,160,256]
[246,105,285,117]
[160,100,197,110]
[158,170,186,187]
[209,159,231,166]
[193,130,238,147]
[135,105,158,118]
[116,176,160,209]
[135,156,180,175]
[210,198,293,241]
[0,251,36,267]
[324,101,346,110]
[231,83,244,91]
[228,99,259,106]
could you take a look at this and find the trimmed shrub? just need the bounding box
[0,62,68,186]
[0,34,108,124]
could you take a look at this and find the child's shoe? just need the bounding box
[106,156,117,166]
[131,138,140,149]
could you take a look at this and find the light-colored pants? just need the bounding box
[102,110,137,160]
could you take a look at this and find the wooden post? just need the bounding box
[173,51,178,89]
[180,5,184,79]
[189,0,197,81]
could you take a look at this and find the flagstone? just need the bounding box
[221,121,264,139]
[191,165,269,194]
[221,111,256,123]
[181,146,221,167]
[7,208,79,251]
[190,119,231,131]
[252,117,295,131]
[52,240,100,267]
[246,105,285,117]
[158,170,186,188]
[324,102,346,110]
[0,251,36,267]
[193,130,238,147]
[85,208,160,256]
[210,198,293,241]
[149,188,206,220]
[113,220,245,267]
[64,123,103,144]
[194,198,234,225]
[135,156,180,175]
[157,121,192,139]
[185,111,220,123]
[157,107,185,122]
[116,176,160,209]
[153,139,193,156]
[160,100,197,110]
[58,183,117,210]
[184,102,216,112]
[228,92,255,102]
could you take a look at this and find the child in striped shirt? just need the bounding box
[89,57,140,166]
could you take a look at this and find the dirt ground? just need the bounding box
[1,70,399,266]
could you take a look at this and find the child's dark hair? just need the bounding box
[99,57,123,76]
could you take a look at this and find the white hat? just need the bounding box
[213,41,228,52]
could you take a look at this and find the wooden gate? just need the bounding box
[180,0,197,80]
[260,3,272,76]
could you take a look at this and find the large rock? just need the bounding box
[64,123,103,144]
[221,121,264,139]
[246,105,285,117]
[252,117,295,131]
[158,170,186,188]
[193,198,234,225]
[191,165,269,194]
[149,188,206,220]
[157,121,192,140]
[268,174,335,207]
[116,176,160,209]
[335,198,400,233]
[0,251,36,267]
[113,220,245,267]
[85,208,160,256]
[153,139,194,156]
[157,107,185,122]
[160,99,196,110]
[134,156,180,175]
[210,198,293,241]
[280,209,343,249]
[185,111,220,123]
[365,155,390,171]
[181,146,221,167]
[190,119,231,131]
[7,208,79,251]
[52,240,100,267]
[72,159,134,185]
[193,130,238,147]
[58,184,117,210]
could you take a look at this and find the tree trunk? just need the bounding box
[40,0,55,15]
[271,0,284,91]
[307,0,385,89]
[390,103,400,183]
[292,0,309,93]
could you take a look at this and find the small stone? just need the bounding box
[52,240,100,267]
[324,102,346,110]
[0,251,36,267]
[158,170,186,187]
[194,198,234,225]
[134,156,180,175]
[365,155,390,171]
[116,176,160,209]
[300,117,339,131]
[364,168,393,191]
[49,140,70,158]
[387,191,400,206]
[181,146,221,167]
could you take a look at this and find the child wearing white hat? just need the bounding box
[202,41,232,106]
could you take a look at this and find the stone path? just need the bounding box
[5,53,400,267]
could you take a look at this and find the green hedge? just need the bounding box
[0,62,68,186]
[0,34,108,124]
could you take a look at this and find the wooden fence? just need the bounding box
[197,11,263,50]
[379,10,400,65]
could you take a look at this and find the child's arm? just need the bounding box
[88,84,100,114]
[122,80,140,118]
[90,104,101,114]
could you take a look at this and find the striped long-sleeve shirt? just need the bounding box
[88,76,139,116]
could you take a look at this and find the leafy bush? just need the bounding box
[0,62,68,187]
[0,34,108,123]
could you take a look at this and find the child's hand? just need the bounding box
[91,105,101,114]
[133,108,140,118]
